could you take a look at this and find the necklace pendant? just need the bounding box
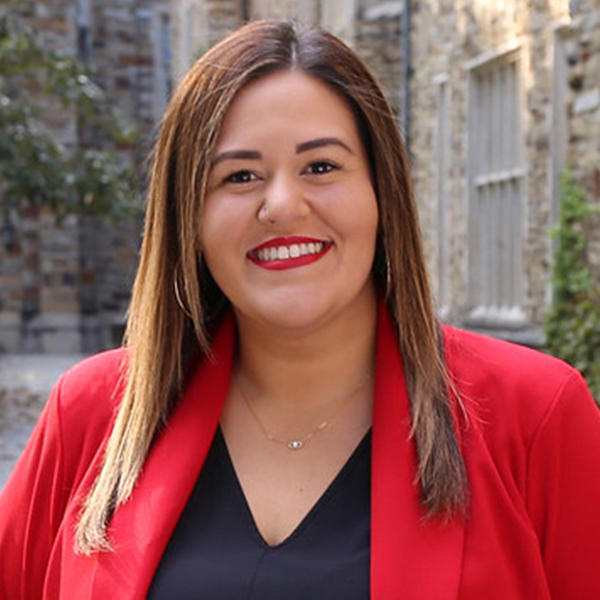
[288,440,303,450]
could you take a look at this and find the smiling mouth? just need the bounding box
[248,237,333,270]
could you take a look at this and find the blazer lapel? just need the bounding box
[63,306,464,598]
[87,314,235,599]
[371,305,464,599]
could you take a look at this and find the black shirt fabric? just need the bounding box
[148,427,371,599]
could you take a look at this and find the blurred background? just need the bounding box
[1,0,599,486]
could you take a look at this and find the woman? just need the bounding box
[1,19,599,599]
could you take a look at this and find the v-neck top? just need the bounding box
[148,427,371,599]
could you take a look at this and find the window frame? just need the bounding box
[464,43,528,328]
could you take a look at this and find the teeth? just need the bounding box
[254,241,328,262]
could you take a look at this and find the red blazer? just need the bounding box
[1,307,599,599]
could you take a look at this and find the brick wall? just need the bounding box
[564,0,600,278]
[5,0,596,352]
[407,0,591,344]
[0,0,167,353]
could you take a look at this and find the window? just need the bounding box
[434,75,451,317]
[467,49,526,326]
[76,0,91,61]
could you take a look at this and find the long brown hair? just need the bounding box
[75,19,468,554]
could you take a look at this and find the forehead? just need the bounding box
[215,70,361,150]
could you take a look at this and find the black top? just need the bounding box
[148,427,371,599]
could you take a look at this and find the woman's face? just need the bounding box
[201,70,379,333]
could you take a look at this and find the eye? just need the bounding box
[224,170,258,184]
[305,161,339,175]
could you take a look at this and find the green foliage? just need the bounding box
[0,1,141,221]
[545,170,600,404]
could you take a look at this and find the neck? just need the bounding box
[233,287,378,414]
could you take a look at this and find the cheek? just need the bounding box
[328,182,378,246]
[355,181,379,231]
[201,196,244,255]
[199,202,240,290]
[361,189,379,237]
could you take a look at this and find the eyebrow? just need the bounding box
[296,137,353,154]
[212,149,261,166]
[212,137,353,167]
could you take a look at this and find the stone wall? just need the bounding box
[354,1,404,115]
[408,0,584,343]
[170,0,404,112]
[563,0,600,277]
[90,1,168,156]
[0,1,79,353]
[6,0,597,352]
[171,0,242,84]
[249,0,319,22]
[0,0,167,353]
[74,0,162,351]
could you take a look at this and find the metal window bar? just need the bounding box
[468,55,525,324]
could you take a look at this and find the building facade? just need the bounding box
[171,0,600,346]
[1,0,598,353]
[409,0,600,345]
[0,0,172,353]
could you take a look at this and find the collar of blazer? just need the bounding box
[63,301,465,599]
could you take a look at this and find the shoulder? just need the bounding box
[51,348,129,452]
[442,324,576,387]
[441,325,586,442]
[57,347,128,403]
[0,349,129,528]
[441,325,600,511]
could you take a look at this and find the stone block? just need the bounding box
[39,330,82,354]
[0,312,22,353]
[40,287,79,313]
[573,88,600,113]
[0,311,20,326]
[27,312,82,354]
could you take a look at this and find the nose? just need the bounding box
[257,171,310,226]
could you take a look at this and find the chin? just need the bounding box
[249,301,334,332]
[236,284,375,335]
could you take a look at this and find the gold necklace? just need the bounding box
[238,378,369,451]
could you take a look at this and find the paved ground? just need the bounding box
[0,354,85,490]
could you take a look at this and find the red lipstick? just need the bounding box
[248,236,332,270]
